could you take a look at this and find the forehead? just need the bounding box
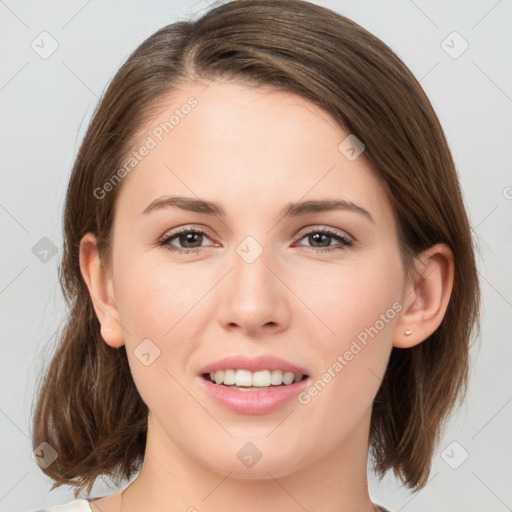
[115,80,393,227]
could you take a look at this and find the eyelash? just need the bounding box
[157,226,354,255]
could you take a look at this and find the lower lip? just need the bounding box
[197,375,310,415]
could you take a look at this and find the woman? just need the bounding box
[31,0,480,511]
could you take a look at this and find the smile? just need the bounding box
[203,368,308,389]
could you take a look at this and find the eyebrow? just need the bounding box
[142,195,375,224]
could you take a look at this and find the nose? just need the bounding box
[216,244,291,337]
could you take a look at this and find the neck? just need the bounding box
[119,409,377,512]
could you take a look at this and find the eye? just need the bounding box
[158,226,354,255]
[158,227,216,254]
[294,227,353,252]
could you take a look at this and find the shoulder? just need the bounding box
[31,499,92,511]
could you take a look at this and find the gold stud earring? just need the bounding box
[404,329,412,336]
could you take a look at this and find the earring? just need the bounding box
[404,329,412,336]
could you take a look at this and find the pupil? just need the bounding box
[311,233,329,247]
[181,232,201,248]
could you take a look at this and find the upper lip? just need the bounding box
[199,355,309,376]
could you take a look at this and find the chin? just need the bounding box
[196,442,309,481]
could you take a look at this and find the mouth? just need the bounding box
[201,369,309,391]
[197,355,311,414]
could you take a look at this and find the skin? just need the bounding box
[80,80,454,512]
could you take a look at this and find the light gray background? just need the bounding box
[1,1,511,511]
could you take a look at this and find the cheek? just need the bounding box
[112,252,225,396]
[295,249,404,345]
[115,267,199,420]
[114,253,204,337]
[296,253,403,427]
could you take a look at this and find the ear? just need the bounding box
[393,243,454,348]
[79,232,125,348]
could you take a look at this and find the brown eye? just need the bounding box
[159,228,214,254]
[175,231,204,249]
[296,228,353,252]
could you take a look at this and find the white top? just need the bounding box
[32,499,93,511]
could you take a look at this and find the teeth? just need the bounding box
[208,369,304,387]
[235,369,253,387]
[282,371,295,385]
[270,369,282,385]
[252,370,271,387]
[223,369,236,385]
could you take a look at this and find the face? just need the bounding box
[105,80,406,479]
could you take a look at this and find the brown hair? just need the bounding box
[31,0,480,497]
